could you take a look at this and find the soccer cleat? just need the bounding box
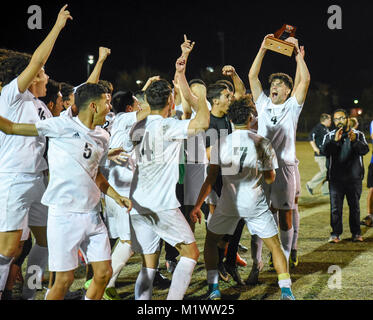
[153,270,171,289]
[224,262,245,286]
[305,183,313,196]
[280,287,295,300]
[103,287,121,300]
[360,215,373,227]
[84,279,92,291]
[289,249,299,268]
[236,253,247,267]
[328,235,341,243]
[165,259,177,274]
[352,234,363,242]
[217,262,230,282]
[206,289,221,300]
[238,243,248,253]
[245,261,264,285]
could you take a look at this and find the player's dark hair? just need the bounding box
[145,79,172,110]
[216,79,234,93]
[39,79,61,105]
[60,82,74,101]
[268,72,293,91]
[98,79,113,94]
[227,98,256,126]
[74,83,107,112]
[189,78,206,88]
[112,90,134,113]
[0,53,31,86]
[206,83,228,106]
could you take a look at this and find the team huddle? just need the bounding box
[0,5,311,300]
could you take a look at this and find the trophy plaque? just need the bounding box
[264,24,297,57]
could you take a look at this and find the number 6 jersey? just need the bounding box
[35,113,109,212]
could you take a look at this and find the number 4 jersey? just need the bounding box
[35,113,109,212]
[255,92,303,166]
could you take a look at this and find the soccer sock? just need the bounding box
[250,235,263,265]
[44,288,50,300]
[278,273,293,296]
[207,269,219,292]
[135,267,157,300]
[292,205,300,250]
[84,295,93,300]
[14,235,33,267]
[0,254,14,299]
[167,256,197,300]
[217,246,225,264]
[22,244,48,300]
[107,242,133,288]
[280,227,294,261]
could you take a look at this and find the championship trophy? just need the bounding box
[264,24,297,57]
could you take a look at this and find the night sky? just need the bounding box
[2,0,372,110]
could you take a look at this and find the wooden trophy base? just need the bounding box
[264,36,295,57]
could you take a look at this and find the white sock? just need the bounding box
[207,269,219,285]
[107,242,133,288]
[292,205,300,250]
[22,244,48,300]
[84,295,93,300]
[135,267,157,300]
[44,288,50,300]
[278,278,292,288]
[280,227,294,261]
[167,256,197,300]
[0,254,14,299]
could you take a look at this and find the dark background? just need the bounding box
[1,0,372,115]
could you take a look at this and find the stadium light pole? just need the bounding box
[87,54,95,78]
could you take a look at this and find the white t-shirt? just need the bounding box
[35,114,109,212]
[0,78,51,173]
[213,129,278,217]
[131,115,190,212]
[255,92,303,165]
[106,112,138,195]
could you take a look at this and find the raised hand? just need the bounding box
[348,129,357,142]
[55,4,73,30]
[181,34,195,57]
[334,127,343,142]
[98,47,111,62]
[285,37,300,54]
[175,56,186,73]
[222,65,236,77]
[260,34,274,51]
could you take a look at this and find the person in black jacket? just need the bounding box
[321,109,369,243]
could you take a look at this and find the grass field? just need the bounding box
[27,141,373,300]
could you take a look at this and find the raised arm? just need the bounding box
[248,34,272,102]
[142,75,161,92]
[0,116,38,136]
[86,47,111,84]
[287,38,310,105]
[222,65,246,99]
[18,5,72,93]
[291,46,305,96]
[175,57,209,135]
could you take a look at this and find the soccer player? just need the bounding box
[128,54,209,300]
[0,5,72,300]
[248,34,310,263]
[190,98,295,300]
[0,83,132,300]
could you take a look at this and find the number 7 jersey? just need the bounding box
[35,113,109,212]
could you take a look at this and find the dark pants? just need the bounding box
[329,180,362,236]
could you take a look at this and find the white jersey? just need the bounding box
[107,111,138,195]
[255,92,302,165]
[213,129,278,217]
[101,111,116,134]
[0,78,51,173]
[131,115,190,212]
[35,114,109,212]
